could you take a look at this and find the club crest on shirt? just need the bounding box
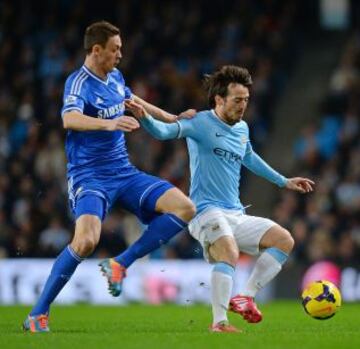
[117,84,125,97]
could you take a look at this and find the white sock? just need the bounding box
[243,248,288,298]
[211,262,235,325]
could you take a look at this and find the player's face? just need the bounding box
[97,35,122,72]
[220,83,250,125]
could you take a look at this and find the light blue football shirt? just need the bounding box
[140,110,288,215]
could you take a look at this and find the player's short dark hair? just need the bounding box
[204,65,253,108]
[84,21,120,54]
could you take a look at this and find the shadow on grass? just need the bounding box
[4,328,91,335]
[51,329,92,334]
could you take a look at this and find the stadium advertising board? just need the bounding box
[0,259,256,305]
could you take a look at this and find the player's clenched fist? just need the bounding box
[106,116,140,132]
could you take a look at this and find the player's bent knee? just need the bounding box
[214,251,238,267]
[72,216,101,257]
[286,232,295,253]
[209,239,238,267]
[174,199,196,222]
[71,229,100,256]
[156,188,196,221]
[276,229,294,254]
[224,249,238,266]
[183,201,196,221]
[72,236,97,257]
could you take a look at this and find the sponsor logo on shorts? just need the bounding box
[212,224,220,231]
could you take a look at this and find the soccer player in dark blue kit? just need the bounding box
[23,21,195,332]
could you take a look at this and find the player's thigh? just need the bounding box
[155,187,195,217]
[188,208,234,263]
[116,172,173,223]
[68,176,112,222]
[233,214,277,256]
[118,172,194,223]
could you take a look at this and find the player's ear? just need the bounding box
[215,95,224,107]
[92,44,102,55]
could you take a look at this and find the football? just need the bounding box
[301,280,342,320]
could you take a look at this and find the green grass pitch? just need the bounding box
[1,301,359,349]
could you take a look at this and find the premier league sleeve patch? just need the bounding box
[61,93,84,117]
[65,95,78,105]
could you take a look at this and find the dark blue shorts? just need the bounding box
[68,171,174,224]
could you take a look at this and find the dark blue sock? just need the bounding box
[115,213,187,268]
[30,245,83,316]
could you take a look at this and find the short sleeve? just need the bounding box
[116,69,132,100]
[61,75,86,118]
[124,86,132,99]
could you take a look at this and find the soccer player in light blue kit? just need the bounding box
[23,21,196,332]
[126,65,315,332]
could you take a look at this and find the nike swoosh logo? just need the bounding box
[215,133,226,137]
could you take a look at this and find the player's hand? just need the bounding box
[285,177,315,194]
[125,99,147,119]
[177,109,197,120]
[106,116,140,132]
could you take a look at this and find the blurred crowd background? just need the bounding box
[275,32,360,268]
[0,0,359,268]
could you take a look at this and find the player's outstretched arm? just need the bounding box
[63,111,139,132]
[125,100,179,140]
[243,150,315,193]
[132,94,196,123]
[242,150,288,187]
[132,95,176,123]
